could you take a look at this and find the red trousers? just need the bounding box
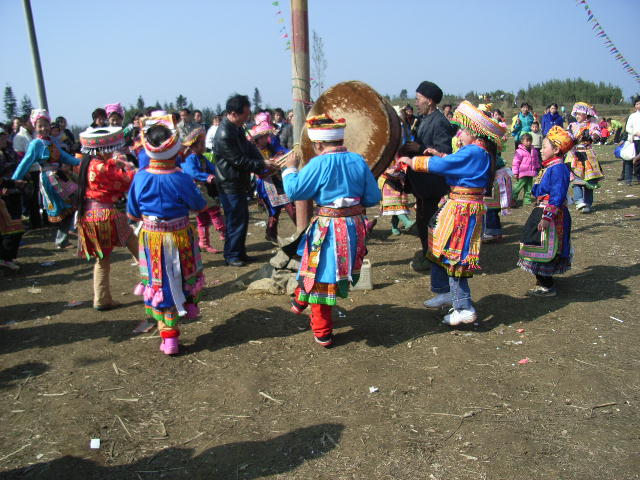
[294,287,333,337]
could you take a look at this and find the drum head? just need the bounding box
[300,81,401,178]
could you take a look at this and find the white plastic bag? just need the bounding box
[621,141,636,161]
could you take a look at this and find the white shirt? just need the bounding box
[13,127,32,155]
[205,125,218,151]
[626,111,640,141]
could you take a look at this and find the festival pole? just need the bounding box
[290,0,312,232]
[21,0,48,110]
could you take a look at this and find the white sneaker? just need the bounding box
[442,307,477,326]
[0,260,20,271]
[423,293,453,308]
[575,202,586,211]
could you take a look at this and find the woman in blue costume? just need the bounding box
[283,115,381,347]
[518,126,574,297]
[248,121,296,243]
[399,101,506,326]
[12,109,80,248]
[127,115,207,355]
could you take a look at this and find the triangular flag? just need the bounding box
[272,1,279,5]
[278,17,284,23]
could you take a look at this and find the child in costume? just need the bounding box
[127,115,207,355]
[181,128,226,253]
[248,122,296,243]
[284,115,381,347]
[482,154,512,242]
[565,102,603,214]
[399,101,506,326]
[511,133,540,206]
[76,127,138,310]
[517,126,574,296]
[378,159,415,235]
[12,109,80,248]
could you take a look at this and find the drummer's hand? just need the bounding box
[537,218,550,232]
[397,156,413,169]
[284,151,300,169]
[423,147,442,157]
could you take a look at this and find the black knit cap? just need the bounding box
[416,81,443,104]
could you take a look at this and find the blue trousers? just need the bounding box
[484,208,502,236]
[572,184,593,207]
[430,262,472,310]
[219,193,249,262]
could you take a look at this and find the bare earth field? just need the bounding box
[1,144,639,479]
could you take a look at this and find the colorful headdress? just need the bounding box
[79,126,126,155]
[254,111,272,125]
[105,102,125,118]
[478,103,493,113]
[182,127,205,147]
[306,114,346,142]
[30,108,50,126]
[247,122,275,141]
[141,114,182,161]
[452,101,506,147]
[571,102,597,118]
[546,126,574,154]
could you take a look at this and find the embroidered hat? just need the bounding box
[30,108,50,126]
[546,126,574,154]
[182,127,206,147]
[247,121,275,141]
[141,114,182,160]
[79,127,126,155]
[452,101,506,147]
[306,114,346,142]
[571,102,598,118]
[105,102,125,118]
[254,111,272,125]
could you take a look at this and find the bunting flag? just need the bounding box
[576,0,640,84]
[271,1,291,50]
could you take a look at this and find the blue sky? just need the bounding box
[1,0,638,125]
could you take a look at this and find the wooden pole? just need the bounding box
[22,0,48,110]
[290,0,312,233]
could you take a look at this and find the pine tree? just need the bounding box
[215,103,223,115]
[19,95,33,117]
[3,85,17,120]
[399,89,408,101]
[136,95,145,111]
[176,95,188,111]
[252,88,262,111]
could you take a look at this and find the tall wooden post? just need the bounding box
[291,0,312,233]
[22,0,48,110]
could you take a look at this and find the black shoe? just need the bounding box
[314,334,334,348]
[225,259,246,267]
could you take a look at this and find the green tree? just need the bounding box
[175,95,188,111]
[136,95,145,111]
[3,85,17,120]
[215,103,223,115]
[311,30,328,99]
[252,88,262,111]
[19,95,33,117]
[399,89,408,101]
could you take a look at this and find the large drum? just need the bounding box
[299,81,401,178]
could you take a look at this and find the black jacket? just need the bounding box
[406,109,452,200]
[213,117,265,194]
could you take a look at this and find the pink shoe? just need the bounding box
[200,244,222,253]
[185,303,200,319]
[218,231,225,241]
[160,337,179,355]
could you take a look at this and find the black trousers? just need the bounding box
[415,196,440,255]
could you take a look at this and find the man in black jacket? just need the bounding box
[213,94,272,266]
[406,81,453,263]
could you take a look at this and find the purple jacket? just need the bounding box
[512,144,540,178]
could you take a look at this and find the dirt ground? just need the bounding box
[1,144,639,480]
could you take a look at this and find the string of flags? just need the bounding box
[271,1,291,51]
[576,0,640,84]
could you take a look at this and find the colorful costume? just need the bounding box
[77,127,137,309]
[518,126,573,296]
[411,101,506,325]
[0,178,25,270]
[12,109,81,247]
[127,115,207,355]
[181,128,226,253]
[284,115,381,346]
[565,102,604,213]
[378,160,415,235]
[249,122,295,243]
[483,156,512,241]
